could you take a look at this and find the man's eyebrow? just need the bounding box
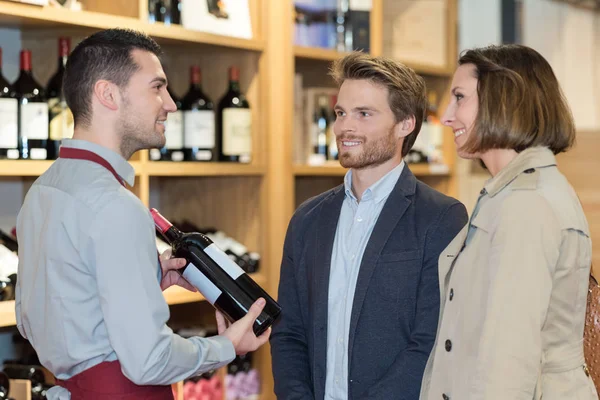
[150,77,167,85]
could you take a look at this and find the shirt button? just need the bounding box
[449,288,454,301]
[338,337,343,343]
[480,188,486,195]
[357,217,363,222]
[351,254,355,260]
[445,339,452,352]
[443,394,450,400]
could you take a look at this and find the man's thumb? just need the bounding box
[246,298,266,322]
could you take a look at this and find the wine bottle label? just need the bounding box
[30,148,47,160]
[149,148,161,161]
[222,108,252,156]
[181,263,221,305]
[48,97,74,140]
[165,110,183,149]
[20,102,49,140]
[204,243,245,280]
[0,244,18,280]
[184,110,215,148]
[0,98,18,149]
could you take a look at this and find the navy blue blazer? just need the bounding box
[270,166,468,400]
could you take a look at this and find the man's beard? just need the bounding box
[117,100,165,159]
[338,127,398,170]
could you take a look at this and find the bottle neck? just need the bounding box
[163,226,182,244]
[228,80,240,93]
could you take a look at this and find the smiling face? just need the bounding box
[333,79,408,170]
[116,49,177,157]
[442,63,480,160]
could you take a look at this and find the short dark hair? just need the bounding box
[63,28,162,127]
[458,44,575,155]
[330,52,427,157]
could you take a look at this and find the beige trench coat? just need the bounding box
[420,147,599,400]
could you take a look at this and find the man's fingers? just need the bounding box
[256,327,271,346]
[160,248,172,261]
[162,257,187,271]
[215,311,227,335]
[244,298,266,323]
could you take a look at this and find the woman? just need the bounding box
[420,44,599,400]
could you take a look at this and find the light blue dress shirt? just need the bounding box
[324,161,405,399]
[15,139,235,399]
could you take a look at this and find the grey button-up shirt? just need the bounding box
[324,162,404,399]
[15,139,235,399]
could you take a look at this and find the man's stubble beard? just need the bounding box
[338,126,399,170]
[117,97,165,160]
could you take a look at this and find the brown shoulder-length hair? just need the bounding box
[459,44,575,155]
[330,52,427,157]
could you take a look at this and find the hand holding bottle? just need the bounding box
[159,248,196,292]
[216,298,271,356]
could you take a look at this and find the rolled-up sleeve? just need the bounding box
[86,194,235,385]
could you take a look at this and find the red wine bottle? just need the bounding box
[217,67,252,163]
[46,37,73,160]
[0,47,18,160]
[14,50,48,160]
[151,209,281,335]
[150,86,184,162]
[182,66,215,162]
[0,371,9,399]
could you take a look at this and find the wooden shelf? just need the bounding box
[293,162,451,177]
[0,2,264,52]
[0,274,267,327]
[404,61,454,77]
[163,273,267,305]
[0,300,16,328]
[145,162,266,177]
[0,160,142,177]
[294,45,348,61]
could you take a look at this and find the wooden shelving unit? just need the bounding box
[0,1,458,399]
[294,45,349,61]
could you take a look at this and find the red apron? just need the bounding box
[57,147,174,400]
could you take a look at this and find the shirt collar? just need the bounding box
[484,146,556,197]
[60,139,136,187]
[344,161,405,203]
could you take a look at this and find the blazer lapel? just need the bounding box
[312,184,345,394]
[347,168,416,357]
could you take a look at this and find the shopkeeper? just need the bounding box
[15,28,269,400]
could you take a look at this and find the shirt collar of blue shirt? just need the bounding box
[60,139,136,187]
[343,161,405,204]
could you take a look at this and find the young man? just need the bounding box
[15,29,269,400]
[270,52,468,399]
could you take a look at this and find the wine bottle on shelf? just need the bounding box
[0,47,19,160]
[0,371,9,400]
[15,50,49,160]
[47,37,74,160]
[150,86,184,162]
[217,66,252,163]
[0,230,17,253]
[182,66,215,162]
[424,91,443,164]
[148,0,166,23]
[2,364,51,400]
[151,209,281,336]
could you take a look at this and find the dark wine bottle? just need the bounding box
[182,66,215,162]
[216,67,252,163]
[0,371,9,400]
[151,209,281,335]
[46,37,73,160]
[15,50,48,160]
[0,47,18,160]
[150,86,184,162]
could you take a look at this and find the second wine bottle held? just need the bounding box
[151,209,281,336]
